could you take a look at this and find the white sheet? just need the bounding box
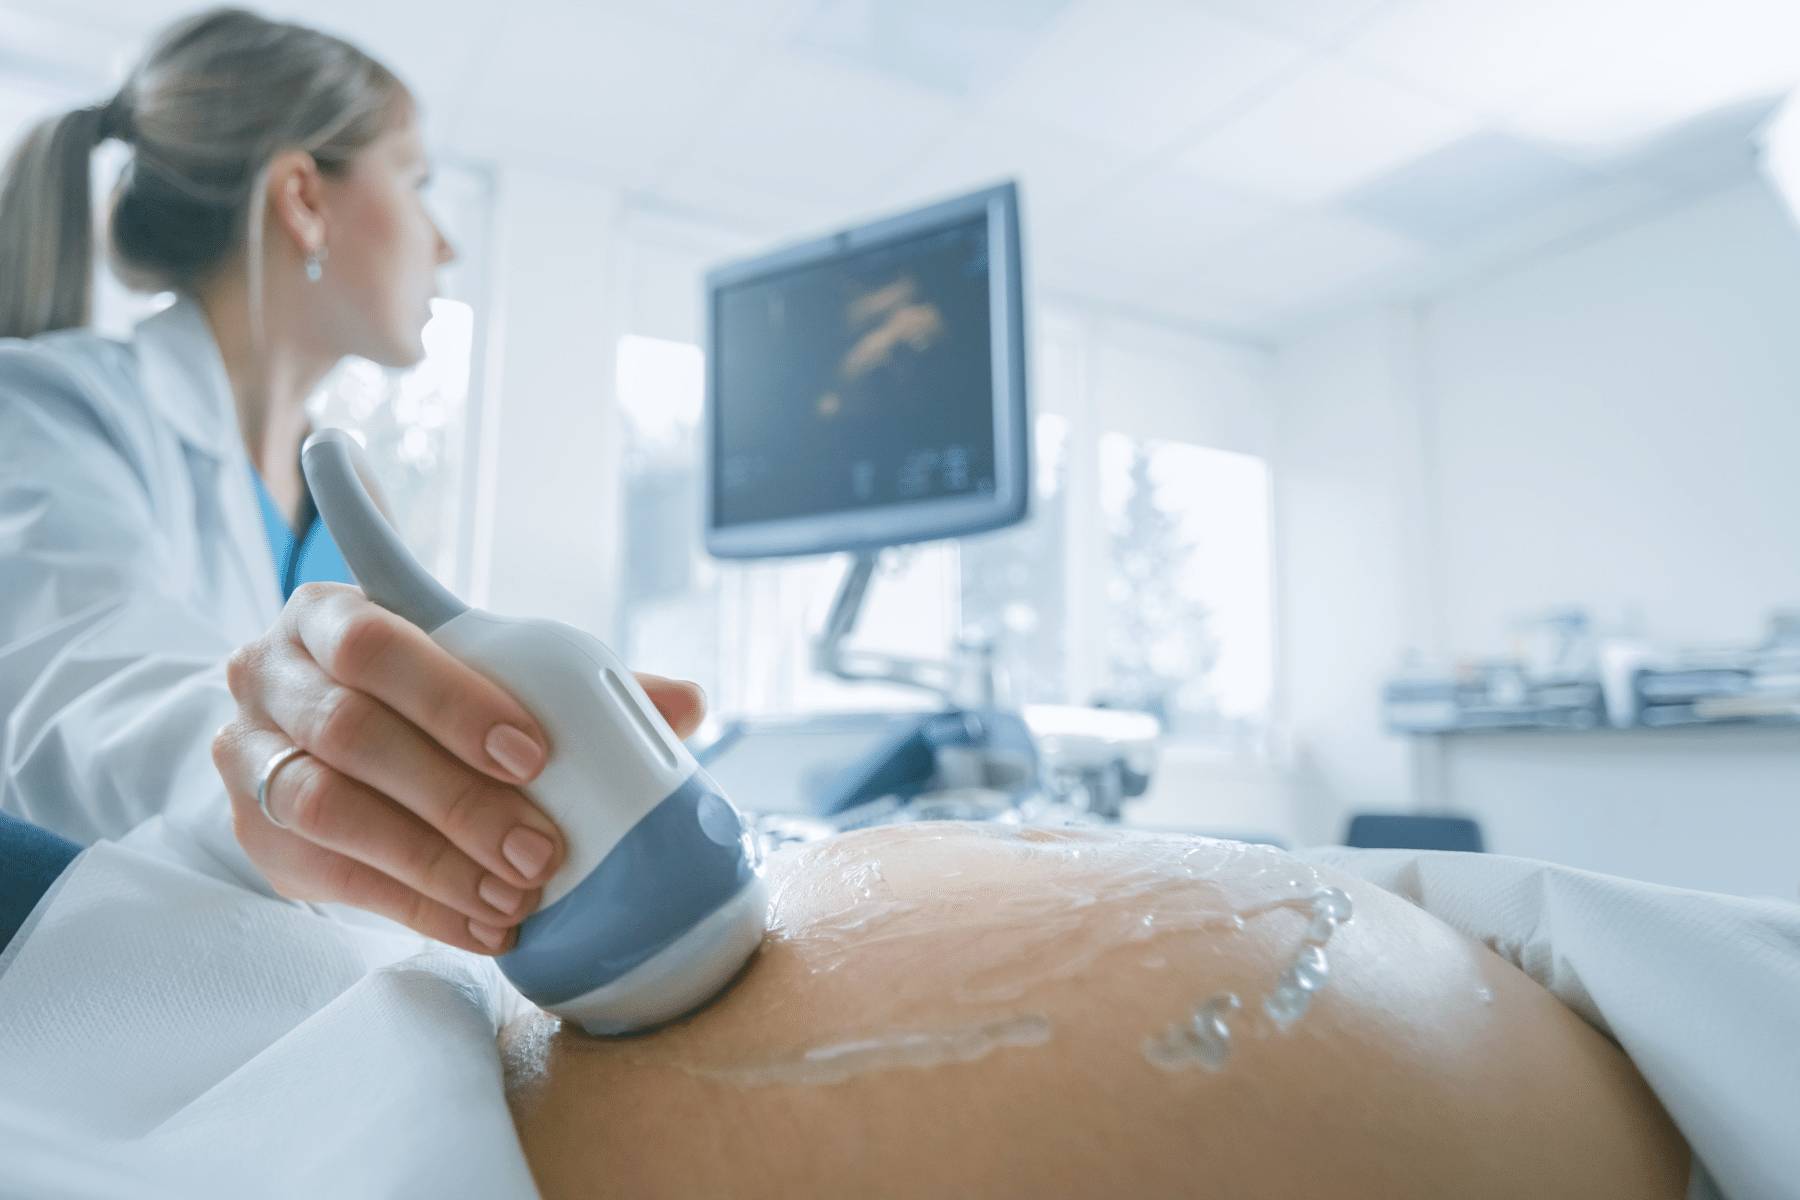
[1305,847,1800,1200]
[0,818,538,1199]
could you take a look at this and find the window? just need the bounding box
[958,413,1070,705]
[617,334,715,700]
[306,298,474,582]
[1098,435,1272,753]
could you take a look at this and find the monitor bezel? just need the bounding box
[703,181,1029,559]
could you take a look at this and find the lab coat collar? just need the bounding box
[134,295,243,463]
[134,294,287,628]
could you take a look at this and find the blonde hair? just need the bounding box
[0,7,405,340]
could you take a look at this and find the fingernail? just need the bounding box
[479,875,524,916]
[468,920,506,953]
[486,724,544,781]
[502,826,554,881]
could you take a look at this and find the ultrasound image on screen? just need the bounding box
[713,216,994,529]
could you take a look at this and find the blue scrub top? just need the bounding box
[251,465,355,600]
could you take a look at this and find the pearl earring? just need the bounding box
[304,246,328,282]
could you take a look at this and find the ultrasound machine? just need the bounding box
[695,182,1157,835]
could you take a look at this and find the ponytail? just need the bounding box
[0,101,124,339]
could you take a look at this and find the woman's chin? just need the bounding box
[364,333,428,370]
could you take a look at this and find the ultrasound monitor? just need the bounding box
[704,182,1028,559]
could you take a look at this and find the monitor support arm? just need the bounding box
[814,550,990,706]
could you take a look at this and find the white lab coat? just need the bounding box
[0,304,534,1196]
[0,297,283,861]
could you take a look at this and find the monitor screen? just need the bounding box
[704,183,1028,558]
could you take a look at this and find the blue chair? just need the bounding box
[1345,813,1485,853]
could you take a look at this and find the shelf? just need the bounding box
[1399,719,1800,738]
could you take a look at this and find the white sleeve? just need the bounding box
[1304,845,1800,1200]
[0,344,244,854]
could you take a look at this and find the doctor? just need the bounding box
[0,8,702,956]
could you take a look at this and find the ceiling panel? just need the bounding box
[1336,173,1668,315]
[1033,249,1179,317]
[881,113,1132,222]
[1199,0,1402,43]
[1179,210,1422,306]
[1342,132,1600,244]
[1172,57,1479,204]
[1128,279,1284,332]
[451,103,662,190]
[1047,168,1285,271]
[1039,258,1285,336]
[1033,170,1290,332]
[1,0,1785,339]
[645,165,859,245]
[790,0,1075,98]
[1355,0,1800,154]
[657,49,962,206]
[278,0,498,125]
[470,0,749,121]
[452,0,752,184]
[1500,0,1800,154]
[986,0,1309,158]
[603,0,812,46]
[1344,0,1636,118]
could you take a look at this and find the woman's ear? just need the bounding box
[265,149,326,259]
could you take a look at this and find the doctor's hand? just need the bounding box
[211,583,708,956]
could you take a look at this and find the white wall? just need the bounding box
[1272,308,1420,847]
[477,168,623,636]
[1428,182,1800,651]
[1274,179,1800,898]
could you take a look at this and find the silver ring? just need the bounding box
[255,746,309,830]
